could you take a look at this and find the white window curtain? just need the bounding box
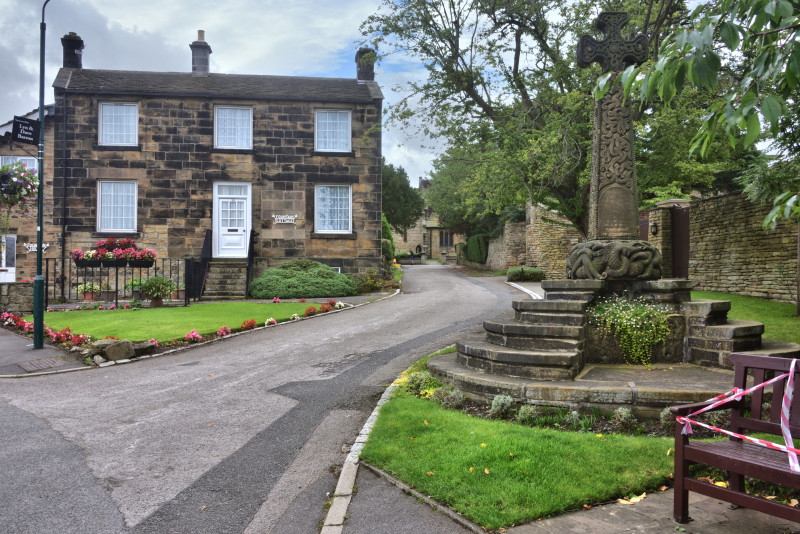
[215,107,252,148]
[315,185,351,233]
[98,181,137,232]
[315,110,351,152]
[0,156,37,170]
[100,103,138,145]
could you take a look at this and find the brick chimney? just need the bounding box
[355,47,375,82]
[190,30,212,77]
[61,32,84,69]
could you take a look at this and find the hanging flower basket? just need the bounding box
[102,259,127,268]
[128,259,154,268]
[75,258,102,268]
[1,162,39,238]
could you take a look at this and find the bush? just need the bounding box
[507,266,546,282]
[611,407,637,432]
[355,268,384,293]
[659,407,675,433]
[382,239,395,263]
[464,234,489,263]
[489,394,514,418]
[516,404,543,425]
[403,370,441,397]
[141,276,176,299]
[431,384,464,409]
[249,259,357,299]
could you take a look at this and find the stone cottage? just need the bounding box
[48,31,382,290]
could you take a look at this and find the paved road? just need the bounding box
[0,264,516,533]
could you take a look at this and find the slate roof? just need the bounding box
[53,69,383,103]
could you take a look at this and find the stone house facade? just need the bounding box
[50,31,382,278]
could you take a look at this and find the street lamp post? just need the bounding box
[33,0,52,349]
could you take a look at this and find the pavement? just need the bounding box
[2,276,800,532]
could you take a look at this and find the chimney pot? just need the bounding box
[355,47,375,82]
[190,31,212,77]
[61,32,84,69]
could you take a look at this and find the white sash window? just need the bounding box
[99,103,138,146]
[98,180,137,232]
[215,107,253,149]
[315,185,352,233]
[315,110,351,152]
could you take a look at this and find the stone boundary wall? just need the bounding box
[0,283,34,315]
[456,221,526,271]
[526,204,582,280]
[689,193,797,302]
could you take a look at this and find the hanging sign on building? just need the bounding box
[273,214,298,225]
[12,116,40,146]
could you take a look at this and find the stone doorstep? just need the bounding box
[458,336,578,367]
[456,353,578,381]
[485,332,581,352]
[689,320,765,340]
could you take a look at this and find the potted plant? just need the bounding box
[141,276,176,308]
[99,284,116,301]
[170,283,186,301]
[75,281,100,301]
[72,248,102,268]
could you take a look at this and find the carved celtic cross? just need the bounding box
[577,12,647,73]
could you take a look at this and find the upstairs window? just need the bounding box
[99,103,138,146]
[215,106,252,149]
[315,110,351,152]
[315,185,352,233]
[97,180,137,233]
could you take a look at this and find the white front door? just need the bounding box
[0,234,16,282]
[213,183,251,258]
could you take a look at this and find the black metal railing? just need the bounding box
[245,229,256,298]
[45,257,194,307]
[184,229,212,303]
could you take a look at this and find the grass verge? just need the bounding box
[360,375,672,529]
[692,291,800,344]
[28,302,311,343]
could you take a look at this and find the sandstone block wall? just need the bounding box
[526,204,582,279]
[0,282,34,315]
[689,193,797,302]
[53,93,382,275]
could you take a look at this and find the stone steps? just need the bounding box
[203,260,247,298]
[456,335,579,380]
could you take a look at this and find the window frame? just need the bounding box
[314,109,352,153]
[0,156,37,170]
[214,106,253,149]
[98,102,139,146]
[314,184,352,234]
[97,180,138,233]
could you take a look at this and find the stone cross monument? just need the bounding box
[578,11,647,240]
[566,11,662,280]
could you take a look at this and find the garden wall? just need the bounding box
[0,282,34,315]
[688,193,797,302]
[525,204,582,279]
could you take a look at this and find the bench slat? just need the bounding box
[686,440,800,486]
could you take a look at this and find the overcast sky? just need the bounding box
[0,0,437,185]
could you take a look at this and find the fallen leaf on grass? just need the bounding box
[509,453,514,458]
[481,443,487,448]
[667,448,673,456]
[595,434,603,438]
[583,504,592,510]
[408,437,416,440]
[424,420,429,425]
[469,467,474,472]
[484,468,490,474]
[426,471,434,476]
[659,486,668,492]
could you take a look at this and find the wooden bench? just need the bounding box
[671,353,800,524]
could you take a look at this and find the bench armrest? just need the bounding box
[670,399,743,416]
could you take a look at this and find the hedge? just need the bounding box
[249,259,357,299]
[464,234,489,264]
[506,266,546,282]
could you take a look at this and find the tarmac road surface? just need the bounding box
[0,264,516,533]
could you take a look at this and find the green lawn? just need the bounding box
[692,291,800,344]
[360,392,673,529]
[29,302,311,343]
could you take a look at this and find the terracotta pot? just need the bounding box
[81,291,96,302]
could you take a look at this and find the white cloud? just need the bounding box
[0,0,438,179]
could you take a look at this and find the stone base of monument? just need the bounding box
[428,278,800,416]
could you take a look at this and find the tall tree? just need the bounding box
[362,0,699,234]
[382,158,425,234]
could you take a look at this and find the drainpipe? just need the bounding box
[60,94,67,301]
